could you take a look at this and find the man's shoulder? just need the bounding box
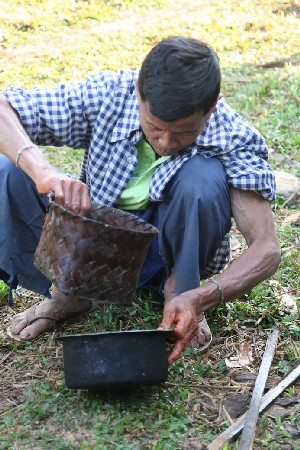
[212,97,264,140]
[214,97,246,127]
[84,69,137,91]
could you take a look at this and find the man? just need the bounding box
[0,37,280,363]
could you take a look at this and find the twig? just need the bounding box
[280,191,298,210]
[0,349,14,365]
[208,361,300,450]
[165,381,243,390]
[0,403,21,417]
[237,327,279,450]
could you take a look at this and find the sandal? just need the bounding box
[6,296,91,342]
[190,316,213,353]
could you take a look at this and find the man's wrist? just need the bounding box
[208,278,225,306]
[15,144,38,168]
[192,281,223,315]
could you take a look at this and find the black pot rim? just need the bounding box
[57,328,173,340]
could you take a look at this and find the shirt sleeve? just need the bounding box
[3,72,116,148]
[223,126,276,200]
[202,99,276,201]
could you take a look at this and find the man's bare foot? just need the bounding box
[189,316,212,351]
[163,273,212,350]
[7,287,92,341]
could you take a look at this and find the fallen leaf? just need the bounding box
[279,293,298,314]
[274,171,299,198]
[225,342,253,368]
[275,396,299,407]
[283,212,300,226]
[224,393,249,419]
[230,239,241,251]
[267,405,290,419]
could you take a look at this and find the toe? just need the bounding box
[9,316,29,335]
[18,318,54,340]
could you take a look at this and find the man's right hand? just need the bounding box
[36,170,91,216]
[0,95,91,217]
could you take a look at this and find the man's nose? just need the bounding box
[158,132,178,151]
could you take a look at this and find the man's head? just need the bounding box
[138,36,221,121]
[137,36,221,156]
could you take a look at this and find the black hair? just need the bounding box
[138,36,221,121]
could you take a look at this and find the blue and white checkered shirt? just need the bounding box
[4,70,276,277]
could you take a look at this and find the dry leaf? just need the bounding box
[230,239,241,251]
[267,405,290,419]
[279,293,298,314]
[274,171,299,198]
[225,342,253,368]
[283,212,300,226]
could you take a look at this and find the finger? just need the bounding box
[60,178,73,211]
[172,310,198,341]
[158,306,176,331]
[80,188,91,216]
[197,330,207,345]
[167,339,189,364]
[49,181,65,206]
[70,181,90,216]
[158,320,174,331]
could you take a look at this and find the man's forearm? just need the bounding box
[0,94,55,182]
[190,239,281,316]
[180,188,281,316]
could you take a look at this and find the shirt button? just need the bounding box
[127,156,134,163]
[108,196,114,202]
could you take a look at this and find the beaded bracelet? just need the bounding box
[15,144,37,168]
[208,278,225,306]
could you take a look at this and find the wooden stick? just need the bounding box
[208,361,300,449]
[237,327,279,450]
[208,344,300,449]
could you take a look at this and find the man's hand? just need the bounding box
[0,96,91,216]
[159,295,199,364]
[36,170,91,216]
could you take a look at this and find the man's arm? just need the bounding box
[0,94,90,215]
[160,188,281,363]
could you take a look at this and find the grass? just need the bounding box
[0,0,300,449]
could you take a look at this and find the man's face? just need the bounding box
[137,98,212,157]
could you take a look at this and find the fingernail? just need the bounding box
[20,330,30,338]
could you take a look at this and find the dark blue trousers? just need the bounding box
[0,154,231,299]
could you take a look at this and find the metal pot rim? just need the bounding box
[57,328,173,340]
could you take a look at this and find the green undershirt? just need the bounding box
[116,139,169,210]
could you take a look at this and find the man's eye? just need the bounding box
[146,124,160,131]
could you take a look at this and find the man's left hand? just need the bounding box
[158,296,199,364]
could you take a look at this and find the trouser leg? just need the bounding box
[0,156,51,297]
[136,155,231,295]
[158,155,231,294]
[133,205,167,292]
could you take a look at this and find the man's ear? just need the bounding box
[206,94,223,119]
[205,100,218,120]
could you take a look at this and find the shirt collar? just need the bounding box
[110,88,142,143]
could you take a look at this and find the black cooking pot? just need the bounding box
[58,329,172,391]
